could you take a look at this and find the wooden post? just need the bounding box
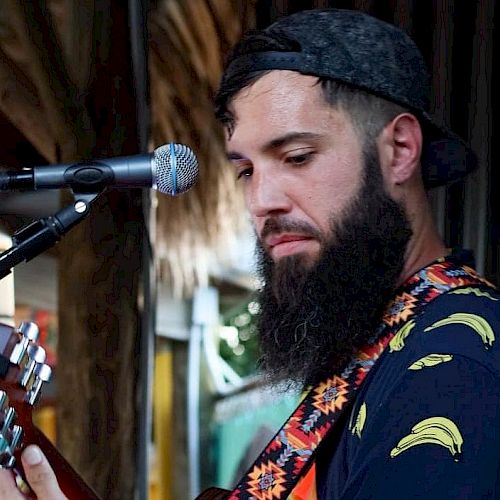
[55,4,143,499]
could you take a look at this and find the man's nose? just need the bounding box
[246,168,292,218]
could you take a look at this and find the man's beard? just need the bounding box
[255,150,412,389]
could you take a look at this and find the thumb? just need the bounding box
[21,445,67,500]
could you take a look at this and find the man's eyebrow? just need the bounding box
[226,132,323,161]
[226,152,247,161]
[264,132,323,151]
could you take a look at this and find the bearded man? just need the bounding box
[0,8,499,500]
[213,8,500,500]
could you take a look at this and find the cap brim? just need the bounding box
[420,113,478,189]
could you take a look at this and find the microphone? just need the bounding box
[0,143,199,196]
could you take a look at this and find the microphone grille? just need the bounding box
[153,143,199,195]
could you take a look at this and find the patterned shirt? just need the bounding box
[315,285,500,499]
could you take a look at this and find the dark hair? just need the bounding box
[215,30,411,148]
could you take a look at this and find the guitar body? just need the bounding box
[0,322,100,499]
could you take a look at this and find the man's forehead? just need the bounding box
[231,70,321,107]
[225,71,346,145]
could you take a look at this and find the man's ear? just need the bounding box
[378,113,423,187]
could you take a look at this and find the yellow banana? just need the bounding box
[389,320,416,352]
[412,417,463,456]
[412,416,463,443]
[390,431,457,458]
[424,312,495,349]
[408,354,453,370]
[351,402,367,439]
[450,287,498,301]
[390,416,463,461]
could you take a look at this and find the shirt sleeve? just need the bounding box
[340,354,500,499]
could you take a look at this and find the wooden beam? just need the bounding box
[0,48,56,161]
[353,0,376,13]
[4,0,94,161]
[55,0,95,93]
[463,0,494,273]
[393,0,414,34]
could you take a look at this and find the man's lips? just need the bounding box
[265,234,316,258]
[266,234,311,247]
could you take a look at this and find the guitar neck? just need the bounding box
[19,427,100,500]
[0,322,100,499]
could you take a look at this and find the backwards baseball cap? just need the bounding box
[223,9,477,188]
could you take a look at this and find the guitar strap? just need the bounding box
[227,258,493,499]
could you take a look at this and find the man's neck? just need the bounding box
[400,205,447,285]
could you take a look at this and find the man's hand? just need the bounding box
[0,445,67,499]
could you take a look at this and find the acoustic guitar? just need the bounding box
[0,321,99,499]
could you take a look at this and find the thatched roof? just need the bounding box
[149,0,255,294]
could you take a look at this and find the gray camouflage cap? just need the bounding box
[224,9,477,188]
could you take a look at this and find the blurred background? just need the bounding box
[0,1,497,499]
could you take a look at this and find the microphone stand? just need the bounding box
[0,191,102,280]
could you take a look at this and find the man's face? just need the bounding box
[224,70,412,387]
[226,71,365,267]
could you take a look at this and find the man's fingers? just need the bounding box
[0,468,24,499]
[21,445,67,500]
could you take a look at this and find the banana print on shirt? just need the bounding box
[408,354,454,370]
[351,402,367,439]
[390,416,463,462]
[424,313,495,349]
[389,320,416,352]
[387,303,494,464]
[450,287,498,301]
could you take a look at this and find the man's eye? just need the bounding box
[286,152,313,165]
[237,167,253,179]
